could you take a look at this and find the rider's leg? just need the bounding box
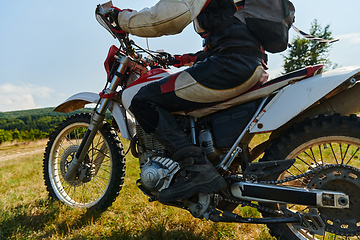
[129,53,262,201]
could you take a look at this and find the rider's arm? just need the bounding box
[117,0,209,37]
[173,49,212,67]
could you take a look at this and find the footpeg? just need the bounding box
[282,208,325,236]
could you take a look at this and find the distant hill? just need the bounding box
[0,107,93,119]
[0,107,112,132]
[0,107,113,143]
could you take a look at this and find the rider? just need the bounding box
[109,0,268,202]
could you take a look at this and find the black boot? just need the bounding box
[158,146,227,202]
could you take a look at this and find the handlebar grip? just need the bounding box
[96,2,114,16]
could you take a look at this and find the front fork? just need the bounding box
[64,56,130,182]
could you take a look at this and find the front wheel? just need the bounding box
[43,113,126,211]
[261,114,360,240]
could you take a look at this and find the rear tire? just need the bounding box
[261,114,360,239]
[43,113,126,211]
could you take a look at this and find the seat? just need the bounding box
[184,64,324,118]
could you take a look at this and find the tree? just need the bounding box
[0,129,13,144]
[282,19,338,73]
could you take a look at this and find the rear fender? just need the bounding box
[250,66,360,133]
[54,92,135,140]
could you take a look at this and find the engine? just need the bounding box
[140,156,180,192]
[135,123,164,166]
[135,123,219,218]
[135,122,222,194]
[135,123,180,194]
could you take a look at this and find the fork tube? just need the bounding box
[216,97,268,172]
[65,56,130,181]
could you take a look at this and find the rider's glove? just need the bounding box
[173,54,198,68]
[105,7,133,34]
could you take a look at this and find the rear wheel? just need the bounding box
[43,113,126,211]
[261,114,360,239]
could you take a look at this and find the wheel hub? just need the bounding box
[60,145,92,186]
[308,165,360,236]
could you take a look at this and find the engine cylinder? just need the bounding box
[136,123,164,165]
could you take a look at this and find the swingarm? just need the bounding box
[230,181,349,209]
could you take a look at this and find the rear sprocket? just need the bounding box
[308,165,360,236]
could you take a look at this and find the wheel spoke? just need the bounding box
[58,144,66,151]
[261,116,360,239]
[94,136,103,150]
[309,147,317,165]
[340,143,343,163]
[85,183,97,201]
[296,156,314,169]
[345,146,360,165]
[95,175,110,181]
[93,175,108,188]
[99,167,111,174]
[291,163,305,175]
[65,133,75,146]
[93,149,110,159]
[97,164,111,168]
[342,144,350,164]
[75,128,81,144]
[329,143,339,164]
[44,114,125,212]
[303,150,316,163]
[82,184,85,205]
[92,177,105,196]
[318,145,324,164]
[72,186,76,203]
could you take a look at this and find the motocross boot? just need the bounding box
[158,146,227,202]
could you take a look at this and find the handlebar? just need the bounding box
[96,2,176,69]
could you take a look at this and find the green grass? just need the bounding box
[0,138,275,240]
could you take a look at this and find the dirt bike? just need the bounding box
[43,2,360,239]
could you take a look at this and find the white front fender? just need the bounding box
[250,66,360,133]
[54,92,135,140]
[54,92,100,113]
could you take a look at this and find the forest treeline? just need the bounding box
[0,108,110,144]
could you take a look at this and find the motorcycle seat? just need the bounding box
[184,64,324,118]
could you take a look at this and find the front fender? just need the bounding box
[54,92,135,140]
[54,92,100,113]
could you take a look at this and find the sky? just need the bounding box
[0,0,359,112]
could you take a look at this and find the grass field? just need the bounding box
[0,138,275,240]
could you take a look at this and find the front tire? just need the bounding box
[261,114,360,239]
[43,113,126,211]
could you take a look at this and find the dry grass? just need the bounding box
[0,137,275,240]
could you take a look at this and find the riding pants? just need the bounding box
[127,52,263,154]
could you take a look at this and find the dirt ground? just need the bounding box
[0,139,47,163]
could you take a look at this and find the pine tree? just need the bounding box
[282,19,338,73]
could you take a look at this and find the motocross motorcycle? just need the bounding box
[43,2,360,239]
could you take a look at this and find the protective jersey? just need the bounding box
[117,0,263,53]
[117,0,209,37]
